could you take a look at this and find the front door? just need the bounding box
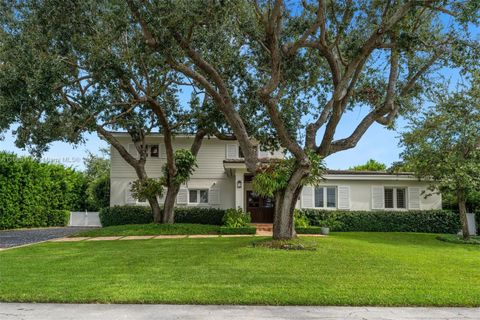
[246,191,274,223]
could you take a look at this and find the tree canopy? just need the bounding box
[349,159,387,171]
[400,80,480,237]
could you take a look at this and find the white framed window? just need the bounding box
[188,189,209,204]
[149,144,159,157]
[384,187,407,209]
[314,186,337,209]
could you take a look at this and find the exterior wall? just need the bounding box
[109,134,442,212]
[110,136,238,209]
[298,178,442,211]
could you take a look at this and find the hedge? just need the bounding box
[0,152,87,229]
[219,226,257,235]
[300,209,460,234]
[100,206,226,227]
[296,227,322,234]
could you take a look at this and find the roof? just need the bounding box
[223,159,420,181]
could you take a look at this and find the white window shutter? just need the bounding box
[408,187,421,210]
[301,186,314,208]
[209,187,220,205]
[128,143,138,158]
[159,144,166,159]
[226,144,238,159]
[371,186,385,210]
[337,186,351,210]
[176,188,188,204]
[125,182,136,204]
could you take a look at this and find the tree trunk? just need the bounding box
[149,196,163,223]
[272,164,310,240]
[458,189,470,239]
[162,183,180,224]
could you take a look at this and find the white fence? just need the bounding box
[69,212,102,227]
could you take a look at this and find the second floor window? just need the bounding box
[314,186,337,209]
[149,145,159,157]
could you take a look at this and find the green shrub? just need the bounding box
[99,206,153,227]
[294,209,310,228]
[175,208,225,225]
[219,226,257,235]
[99,206,226,227]
[300,209,460,233]
[0,152,87,229]
[87,175,110,210]
[222,208,251,227]
[46,210,70,227]
[296,227,322,234]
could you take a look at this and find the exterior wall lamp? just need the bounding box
[237,180,243,189]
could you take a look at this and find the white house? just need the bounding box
[110,133,442,223]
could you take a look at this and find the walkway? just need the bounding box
[0,303,477,320]
[47,233,323,242]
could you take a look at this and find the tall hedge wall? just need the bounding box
[300,209,460,234]
[0,152,86,229]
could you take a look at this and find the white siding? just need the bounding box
[298,180,441,211]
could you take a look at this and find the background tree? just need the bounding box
[127,0,479,239]
[349,159,387,172]
[400,83,480,239]
[83,150,111,211]
[0,0,213,223]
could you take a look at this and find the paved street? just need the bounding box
[0,303,478,320]
[0,227,95,248]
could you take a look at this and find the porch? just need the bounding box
[224,160,274,223]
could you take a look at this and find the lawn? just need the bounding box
[0,232,479,306]
[73,223,222,237]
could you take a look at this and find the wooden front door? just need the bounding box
[247,191,274,223]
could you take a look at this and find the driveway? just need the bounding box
[0,227,95,248]
[0,304,478,320]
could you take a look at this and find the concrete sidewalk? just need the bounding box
[0,303,478,320]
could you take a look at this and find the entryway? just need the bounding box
[246,191,274,223]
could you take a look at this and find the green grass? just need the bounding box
[74,223,222,237]
[437,234,480,245]
[1,232,480,306]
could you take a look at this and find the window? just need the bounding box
[314,187,337,209]
[396,188,406,209]
[384,187,407,209]
[150,145,159,157]
[189,189,209,204]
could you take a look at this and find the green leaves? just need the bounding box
[163,149,198,186]
[401,83,480,199]
[222,208,251,228]
[130,178,165,202]
[252,151,325,197]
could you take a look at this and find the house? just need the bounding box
[110,133,442,223]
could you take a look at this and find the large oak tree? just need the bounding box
[127,0,479,239]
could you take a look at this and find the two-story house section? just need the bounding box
[109,133,442,223]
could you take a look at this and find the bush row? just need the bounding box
[296,227,322,234]
[99,206,226,227]
[219,226,257,235]
[300,209,460,234]
[0,152,86,229]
